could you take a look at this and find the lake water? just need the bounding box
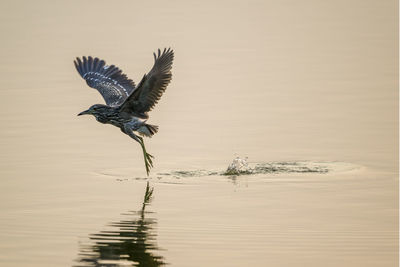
[0,0,398,266]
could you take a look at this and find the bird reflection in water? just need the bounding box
[75,182,165,266]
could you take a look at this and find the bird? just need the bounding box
[75,48,174,175]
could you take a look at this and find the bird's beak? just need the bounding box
[78,110,90,116]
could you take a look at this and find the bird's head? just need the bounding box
[78,104,109,118]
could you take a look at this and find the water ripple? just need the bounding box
[74,182,166,267]
[156,161,358,179]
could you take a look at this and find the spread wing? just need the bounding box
[74,56,136,107]
[119,48,174,118]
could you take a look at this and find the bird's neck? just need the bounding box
[95,115,109,124]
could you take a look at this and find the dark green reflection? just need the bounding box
[75,182,165,266]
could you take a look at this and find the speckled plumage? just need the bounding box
[75,48,174,175]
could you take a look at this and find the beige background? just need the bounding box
[0,0,398,266]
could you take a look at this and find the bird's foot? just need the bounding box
[137,136,154,176]
[144,152,154,176]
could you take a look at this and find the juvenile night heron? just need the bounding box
[75,48,174,175]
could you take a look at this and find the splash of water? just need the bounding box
[100,158,355,180]
[224,156,253,175]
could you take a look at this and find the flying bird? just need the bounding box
[75,48,174,175]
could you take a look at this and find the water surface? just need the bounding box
[0,0,397,266]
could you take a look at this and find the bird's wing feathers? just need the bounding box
[74,56,136,107]
[120,48,174,117]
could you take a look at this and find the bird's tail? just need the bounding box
[137,123,159,137]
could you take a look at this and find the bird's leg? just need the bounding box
[122,127,154,176]
[137,136,154,173]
